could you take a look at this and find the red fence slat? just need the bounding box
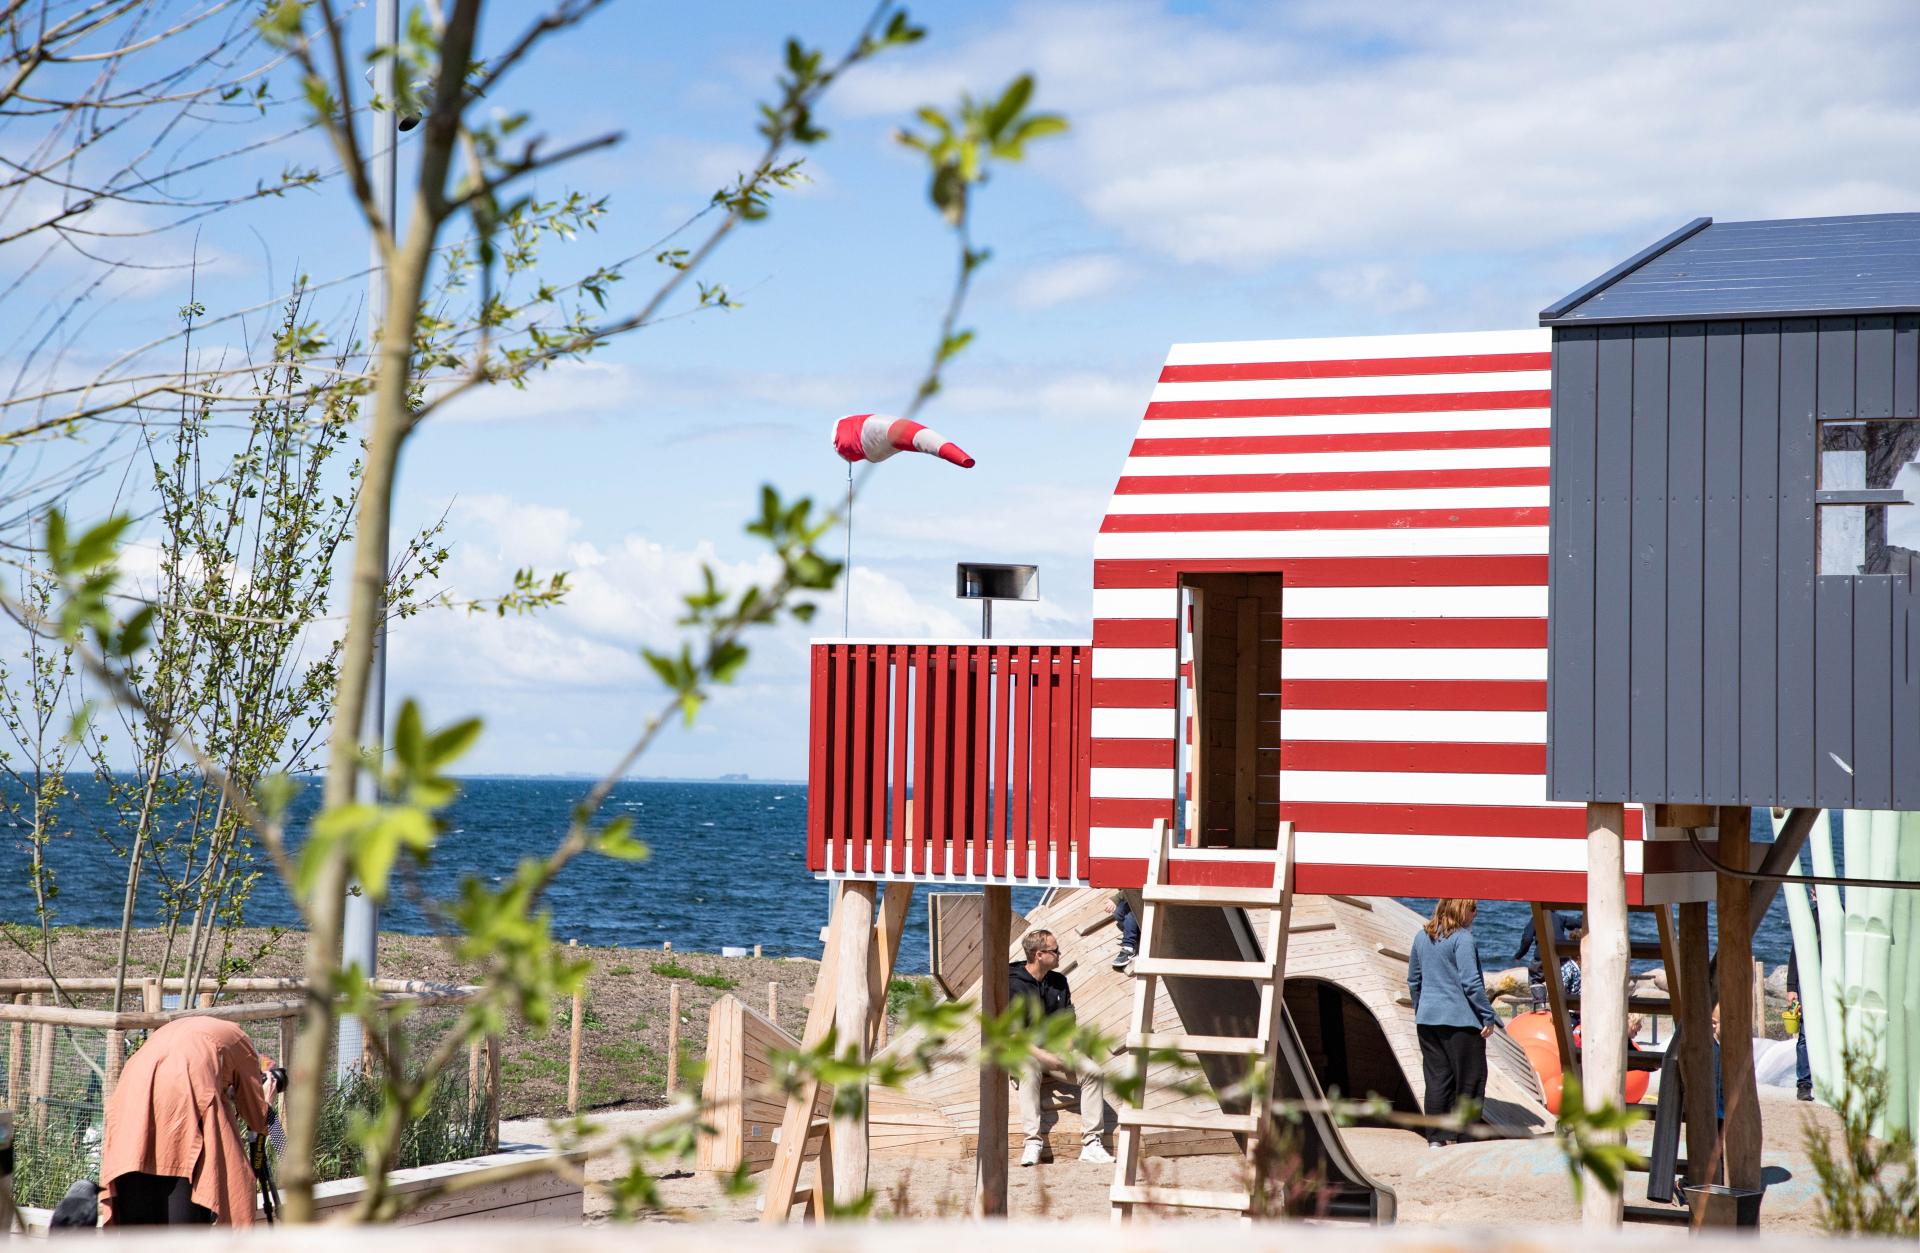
[890,645,910,875]
[805,646,830,872]
[992,646,1011,879]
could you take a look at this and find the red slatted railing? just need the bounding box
[806,641,1092,882]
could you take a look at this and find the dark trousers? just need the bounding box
[1417,1023,1487,1145]
[1796,1026,1812,1094]
[111,1172,214,1225]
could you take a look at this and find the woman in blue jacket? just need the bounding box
[1406,898,1497,1147]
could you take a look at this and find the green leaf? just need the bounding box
[425,716,483,768]
[593,818,649,862]
[393,699,426,771]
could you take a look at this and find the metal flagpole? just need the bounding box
[852,458,860,637]
[339,0,399,1077]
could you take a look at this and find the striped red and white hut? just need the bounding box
[1083,329,1707,905]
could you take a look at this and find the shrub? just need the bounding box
[1807,1030,1918,1234]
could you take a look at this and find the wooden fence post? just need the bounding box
[278,1016,294,1072]
[31,1009,53,1132]
[768,981,779,1023]
[468,1037,483,1117]
[753,944,762,959]
[7,993,23,1113]
[568,938,583,1115]
[141,978,160,1013]
[484,1033,501,1152]
[666,983,681,1095]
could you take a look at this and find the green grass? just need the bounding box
[692,972,737,991]
[307,1067,491,1184]
[651,960,697,980]
[607,964,635,976]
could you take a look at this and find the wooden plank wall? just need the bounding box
[1184,574,1282,849]
[806,644,1094,880]
[1548,316,1920,808]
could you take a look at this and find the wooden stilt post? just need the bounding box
[769,981,779,1023]
[975,884,1012,1218]
[1675,901,1718,1189]
[868,884,913,1055]
[761,888,852,1224]
[1717,805,1762,1194]
[1582,802,1628,1230]
[831,882,876,1209]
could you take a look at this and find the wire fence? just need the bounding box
[0,978,495,1210]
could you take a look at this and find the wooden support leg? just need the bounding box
[1717,806,1762,1194]
[831,882,877,1209]
[975,884,1012,1218]
[1582,802,1628,1231]
[1676,901,1718,1188]
[762,887,852,1224]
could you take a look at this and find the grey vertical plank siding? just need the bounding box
[1818,318,1859,420]
[1812,320,1858,808]
[1593,326,1637,799]
[1857,317,1896,418]
[1776,320,1820,803]
[1629,325,1670,798]
[1701,323,1746,802]
[1851,576,1894,808]
[1665,326,1708,800]
[1894,316,1920,417]
[1548,330,1599,800]
[1815,578,1855,807]
[1739,324,1782,797]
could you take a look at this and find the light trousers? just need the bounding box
[1018,1064,1107,1147]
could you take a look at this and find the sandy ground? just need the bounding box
[505,1084,1843,1229]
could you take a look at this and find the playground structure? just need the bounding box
[698,883,1547,1179]
[765,211,1920,1231]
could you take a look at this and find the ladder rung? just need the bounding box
[1111,1183,1252,1211]
[1142,883,1284,908]
[1132,956,1273,981]
[1127,1031,1268,1056]
[1116,1106,1261,1133]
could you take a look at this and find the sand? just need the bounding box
[505,1084,1845,1229]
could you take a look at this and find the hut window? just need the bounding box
[1817,419,1920,576]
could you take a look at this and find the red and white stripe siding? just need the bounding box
[1084,329,1702,904]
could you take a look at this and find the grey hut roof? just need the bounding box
[1541,213,1920,325]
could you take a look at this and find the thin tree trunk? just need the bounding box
[112,759,168,1011]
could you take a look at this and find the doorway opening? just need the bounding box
[1174,572,1283,850]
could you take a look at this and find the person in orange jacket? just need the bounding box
[99,1016,277,1226]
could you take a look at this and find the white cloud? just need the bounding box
[1315,264,1432,315]
[837,1,1920,271]
[1010,253,1130,309]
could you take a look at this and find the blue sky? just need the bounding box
[10,0,1920,779]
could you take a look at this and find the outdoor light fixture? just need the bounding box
[954,561,1038,638]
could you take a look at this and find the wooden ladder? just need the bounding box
[1109,818,1295,1221]
[1534,900,1679,1085]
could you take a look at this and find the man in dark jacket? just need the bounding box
[1009,928,1112,1166]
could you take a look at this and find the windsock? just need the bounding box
[832,413,974,469]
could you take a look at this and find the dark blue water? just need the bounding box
[0,779,1796,975]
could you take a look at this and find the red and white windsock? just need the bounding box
[832,413,975,469]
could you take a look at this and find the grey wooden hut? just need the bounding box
[1538,213,1920,1226]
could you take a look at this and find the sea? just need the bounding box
[1,777,1803,978]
